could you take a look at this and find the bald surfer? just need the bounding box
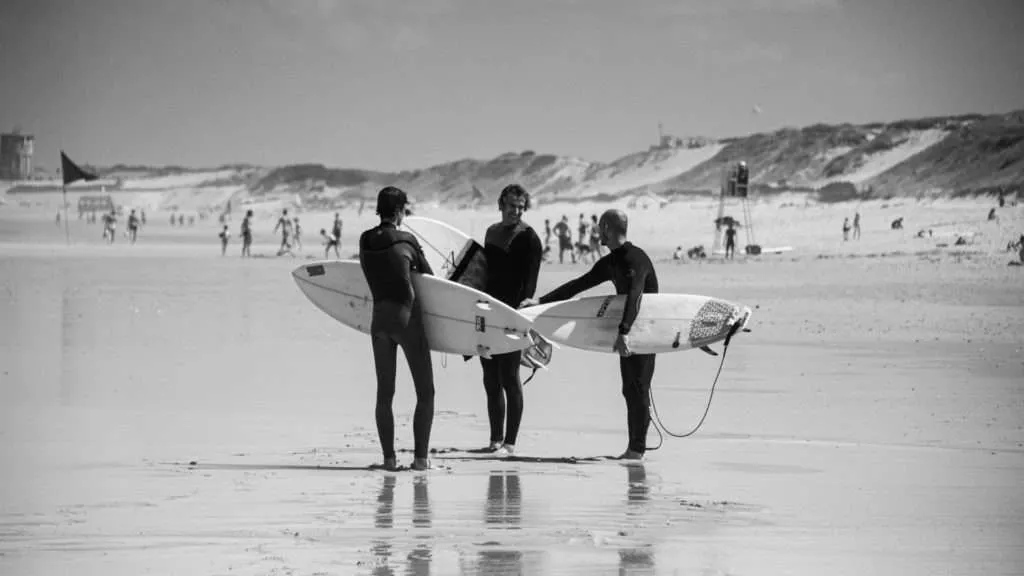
[521,209,659,460]
[359,187,436,471]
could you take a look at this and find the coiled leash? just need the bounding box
[646,319,749,451]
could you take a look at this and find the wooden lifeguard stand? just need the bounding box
[712,161,761,255]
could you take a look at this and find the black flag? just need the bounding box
[60,151,98,186]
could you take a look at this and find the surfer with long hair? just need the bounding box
[521,209,659,460]
[478,184,543,456]
[359,187,436,471]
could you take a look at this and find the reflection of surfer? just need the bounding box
[522,210,659,460]
[359,187,435,471]
[619,463,655,571]
[479,471,524,572]
[478,184,543,456]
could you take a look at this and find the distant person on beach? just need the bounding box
[842,217,851,241]
[218,225,230,256]
[127,209,140,244]
[521,209,659,461]
[102,210,117,244]
[55,210,61,225]
[170,213,176,227]
[853,211,861,240]
[274,209,294,257]
[178,214,185,227]
[240,209,253,258]
[359,186,435,471]
[477,184,543,456]
[553,215,574,264]
[544,219,552,249]
[332,213,343,254]
[589,214,603,260]
[292,217,303,251]
[321,228,340,258]
[140,210,146,226]
[724,222,737,259]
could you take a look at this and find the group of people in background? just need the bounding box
[542,213,604,264]
[358,184,659,471]
[218,209,343,259]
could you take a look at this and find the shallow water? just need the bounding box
[2,220,1023,575]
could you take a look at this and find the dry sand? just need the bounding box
[1,197,1023,576]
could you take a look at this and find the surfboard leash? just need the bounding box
[646,319,746,449]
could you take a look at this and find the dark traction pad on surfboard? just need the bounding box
[447,240,488,291]
[689,299,736,346]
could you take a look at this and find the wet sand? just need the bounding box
[1,206,1023,575]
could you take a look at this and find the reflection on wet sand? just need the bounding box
[476,470,524,575]
[619,463,655,574]
[371,474,433,576]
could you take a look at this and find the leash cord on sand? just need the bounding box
[646,321,741,449]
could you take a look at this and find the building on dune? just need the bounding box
[1,129,34,180]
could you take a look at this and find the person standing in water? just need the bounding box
[359,187,436,471]
[127,209,140,244]
[477,184,543,456]
[521,209,659,460]
[218,225,231,255]
[240,209,253,257]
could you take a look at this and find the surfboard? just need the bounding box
[401,216,488,291]
[291,260,535,357]
[519,294,753,355]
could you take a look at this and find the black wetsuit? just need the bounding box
[480,221,543,447]
[539,242,659,455]
[359,222,435,461]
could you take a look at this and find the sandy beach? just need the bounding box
[2,197,1023,576]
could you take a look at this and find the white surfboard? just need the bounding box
[400,215,557,368]
[291,260,534,357]
[519,294,753,355]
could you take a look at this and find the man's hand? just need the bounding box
[613,333,632,357]
[519,298,539,309]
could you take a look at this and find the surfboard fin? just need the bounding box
[699,345,719,356]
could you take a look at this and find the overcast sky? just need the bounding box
[1,0,1022,171]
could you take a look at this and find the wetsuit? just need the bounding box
[538,242,659,455]
[359,222,435,461]
[480,221,543,447]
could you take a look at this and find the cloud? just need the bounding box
[242,0,435,54]
[664,0,842,15]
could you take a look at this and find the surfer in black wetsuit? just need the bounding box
[521,209,659,460]
[359,186,436,471]
[478,184,543,456]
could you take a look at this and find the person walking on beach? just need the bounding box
[553,215,574,264]
[842,217,851,242]
[240,209,253,258]
[292,217,303,252]
[332,212,343,253]
[853,211,861,240]
[321,228,340,259]
[359,186,436,471]
[274,209,294,256]
[521,209,659,461]
[477,184,543,456]
[102,210,117,244]
[218,224,231,256]
[127,209,140,244]
[724,222,737,259]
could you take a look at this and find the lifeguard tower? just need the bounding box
[711,161,761,256]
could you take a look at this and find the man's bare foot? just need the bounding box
[411,457,431,471]
[617,449,644,461]
[494,444,515,457]
[369,457,399,471]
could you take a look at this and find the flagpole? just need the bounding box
[63,182,70,246]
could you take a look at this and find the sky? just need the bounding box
[1,0,1022,172]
